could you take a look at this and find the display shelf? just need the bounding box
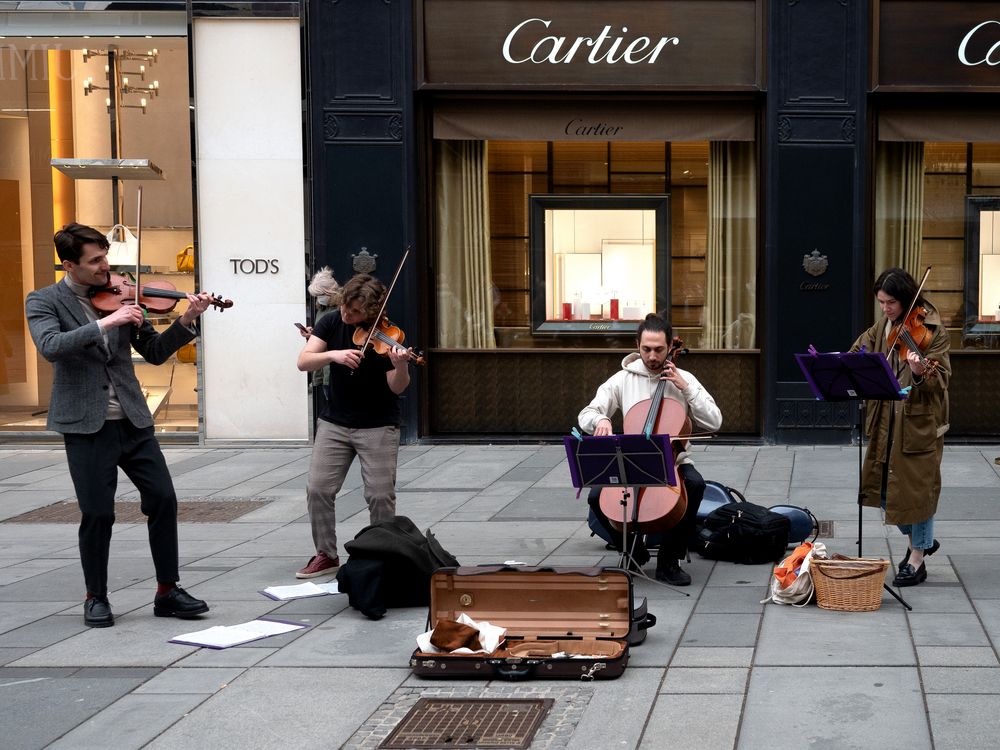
[50,158,164,180]
[143,386,172,418]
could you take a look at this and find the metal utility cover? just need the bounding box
[379,698,553,749]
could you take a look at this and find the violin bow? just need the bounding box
[357,244,410,357]
[133,186,143,314]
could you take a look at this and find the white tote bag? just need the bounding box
[763,542,828,607]
[105,224,139,266]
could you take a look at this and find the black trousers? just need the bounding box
[588,463,706,573]
[64,420,179,598]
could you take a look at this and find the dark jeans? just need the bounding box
[589,463,706,573]
[64,420,179,598]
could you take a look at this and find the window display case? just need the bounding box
[529,195,669,333]
[964,196,1000,348]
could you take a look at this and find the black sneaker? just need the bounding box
[83,596,114,628]
[153,586,209,618]
[655,561,692,586]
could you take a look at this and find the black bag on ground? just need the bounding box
[696,480,747,522]
[335,515,459,619]
[694,501,791,564]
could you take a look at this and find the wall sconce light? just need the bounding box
[82,47,160,115]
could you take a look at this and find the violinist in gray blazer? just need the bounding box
[25,223,213,628]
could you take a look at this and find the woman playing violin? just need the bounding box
[579,312,722,585]
[850,267,951,587]
[295,273,414,579]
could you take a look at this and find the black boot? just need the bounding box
[655,560,691,586]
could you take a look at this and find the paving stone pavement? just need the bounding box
[1,443,999,749]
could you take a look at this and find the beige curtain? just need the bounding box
[875,141,924,278]
[434,141,496,349]
[705,142,757,349]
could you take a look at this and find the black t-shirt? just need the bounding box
[311,310,400,428]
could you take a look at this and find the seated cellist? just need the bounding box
[579,312,722,585]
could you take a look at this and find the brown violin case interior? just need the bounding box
[410,565,632,681]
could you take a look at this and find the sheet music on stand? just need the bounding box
[563,433,676,491]
[794,345,904,403]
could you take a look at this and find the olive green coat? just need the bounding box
[849,303,950,525]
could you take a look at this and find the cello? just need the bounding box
[599,336,690,533]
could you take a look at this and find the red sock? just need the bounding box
[156,582,176,596]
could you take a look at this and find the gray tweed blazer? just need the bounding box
[25,280,196,434]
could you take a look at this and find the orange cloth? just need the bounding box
[774,542,813,589]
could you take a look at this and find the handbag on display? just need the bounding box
[105,224,139,266]
[176,244,195,272]
[176,342,197,364]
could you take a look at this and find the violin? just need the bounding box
[352,316,426,366]
[885,267,939,378]
[89,273,234,315]
[599,336,690,534]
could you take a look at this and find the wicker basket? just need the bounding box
[810,557,889,611]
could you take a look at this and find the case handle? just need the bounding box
[494,662,537,680]
[637,613,657,631]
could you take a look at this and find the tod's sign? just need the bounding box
[419,0,759,89]
[879,1,1000,89]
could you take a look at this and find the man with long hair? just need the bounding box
[295,273,413,578]
[580,312,722,585]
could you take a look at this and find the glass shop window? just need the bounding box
[432,139,757,350]
[529,196,668,334]
[0,38,198,433]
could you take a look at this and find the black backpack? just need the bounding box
[694,501,791,564]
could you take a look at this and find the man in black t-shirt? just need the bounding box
[295,273,413,578]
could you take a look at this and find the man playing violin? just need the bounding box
[579,312,722,585]
[25,223,213,627]
[295,273,413,579]
[850,267,950,587]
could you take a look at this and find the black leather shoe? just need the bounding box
[655,561,692,586]
[84,596,114,628]
[899,539,940,572]
[892,562,927,587]
[153,587,209,618]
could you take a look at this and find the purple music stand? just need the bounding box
[564,433,676,491]
[564,434,677,577]
[795,347,904,403]
[795,347,912,610]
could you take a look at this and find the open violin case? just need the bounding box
[410,565,635,681]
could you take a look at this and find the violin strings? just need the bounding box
[370,329,420,359]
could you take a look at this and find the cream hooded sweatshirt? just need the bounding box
[577,352,723,465]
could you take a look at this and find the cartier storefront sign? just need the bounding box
[878,1,1000,89]
[418,0,760,89]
